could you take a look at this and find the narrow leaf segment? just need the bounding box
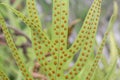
[0,69,9,80]
[0,13,33,80]
[65,0,102,79]
[84,1,118,80]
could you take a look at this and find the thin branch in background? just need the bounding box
[32,61,48,80]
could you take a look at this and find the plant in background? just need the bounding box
[0,0,119,80]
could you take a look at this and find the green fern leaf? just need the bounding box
[0,13,33,80]
[0,69,9,80]
[84,1,118,80]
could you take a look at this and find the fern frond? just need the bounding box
[64,0,102,79]
[51,0,69,79]
[26,0,51,75]
[26,0,42,28]
[103,34,117,80]
[0,69,9,80]
[0,13,33,80]
[84,1,118,80]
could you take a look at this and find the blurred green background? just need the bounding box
[0,0,120,80]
